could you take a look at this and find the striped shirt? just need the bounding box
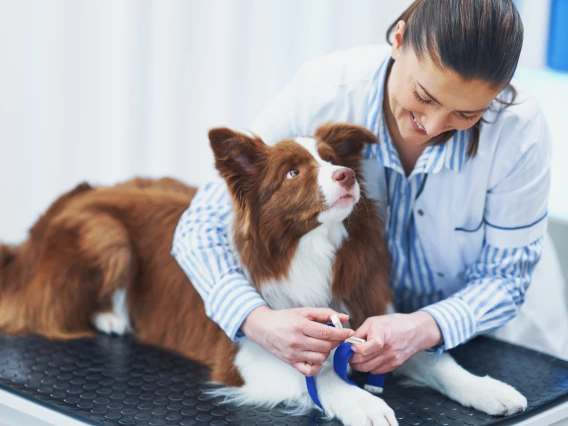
[171,182,267,339]
[171,50,543,349]
[171,176,541,349]
[362,55,542,350]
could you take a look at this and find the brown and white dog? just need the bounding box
[0,123,527,425]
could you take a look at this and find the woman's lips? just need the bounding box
[410,111,427,135]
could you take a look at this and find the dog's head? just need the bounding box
[209,123,377,237]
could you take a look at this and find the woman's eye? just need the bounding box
[459,113,478,122]
[413,90,432,106]
[286,169,300,179]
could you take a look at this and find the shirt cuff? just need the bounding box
[420,297,477,350]
[207,274,268,341]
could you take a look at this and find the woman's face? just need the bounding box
[386,22,502,146]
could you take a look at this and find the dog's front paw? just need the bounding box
[329,388,398,426]
[92,312,129,335]
[468,376,527,416]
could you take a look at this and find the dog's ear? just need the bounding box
[209,127,268,202]
[0,245,15,268]
[315,123,377,169]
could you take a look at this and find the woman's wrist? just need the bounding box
[410,311,443,351]
[241,305,272,340]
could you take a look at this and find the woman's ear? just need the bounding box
[391,20,407,60]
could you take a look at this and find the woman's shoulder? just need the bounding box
[477,82,551,185]
[297,44,391,86]
[481,82,549,150]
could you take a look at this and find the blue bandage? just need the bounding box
[305,341,386,410]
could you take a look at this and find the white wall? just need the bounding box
[516,0,552,69]
[0,0,561,244]
[0,0,413,244]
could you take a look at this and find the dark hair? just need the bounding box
[386,0,524,157]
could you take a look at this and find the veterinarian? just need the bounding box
[172,0,568,377]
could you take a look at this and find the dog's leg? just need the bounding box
[91,288,130,335]
[396,351,527,416]
[221,340,313,411]
[225,341,398,425]
[316,364,398,426]
[77,214,135,335]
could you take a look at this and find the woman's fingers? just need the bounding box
[302,319,354,341]
[354,316,374,338]
[293,361,323,376]
[371,362,398,375]
[350,350,379,365]
[300,307,350,325]
[351,351,395,373]
[242,306,361,376]
[288,335,339,353]
[351,317,386,355]
[297,350,330,365]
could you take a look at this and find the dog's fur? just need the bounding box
[0,124,527,425]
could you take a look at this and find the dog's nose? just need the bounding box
[332,168,355,189]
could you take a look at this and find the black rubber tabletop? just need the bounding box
[0,334,566,425]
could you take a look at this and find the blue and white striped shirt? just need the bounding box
[361,54,543,350]
[172,45,547,350]
[365,101,541,350]
[171,183,267,339]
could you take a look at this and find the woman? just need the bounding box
[172,0,568,377]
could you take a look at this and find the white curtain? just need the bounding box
[0,0,545,243]
[0,0,415,243]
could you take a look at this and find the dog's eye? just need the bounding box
[286,169,300,179]
[323,156,336,165]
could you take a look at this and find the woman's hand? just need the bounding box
[242,306,355,376]
[349,311,443,374]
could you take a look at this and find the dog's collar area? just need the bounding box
[305,341,386,410]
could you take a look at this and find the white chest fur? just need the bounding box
[259,222,347,310]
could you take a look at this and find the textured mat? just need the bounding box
[0,334,567,425]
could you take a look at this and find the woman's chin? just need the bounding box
[400,128,430,145]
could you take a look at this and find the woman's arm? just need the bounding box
[171,181,354,375]
[349,238,543,374]
[171,181,267,339]
[351,95,552,374]
[423,101,552,350]
[421,239,542,350]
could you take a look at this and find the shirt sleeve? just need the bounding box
[421,238,543,350]
[483,98,552,248]
[171,181,267,340]
[422,95,552,350]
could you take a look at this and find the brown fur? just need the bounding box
[0,123,391,388]
[0,178,240,384]
[210,123,392,329]
[315,124,392,328]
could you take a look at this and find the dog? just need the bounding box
[0,123,527,425]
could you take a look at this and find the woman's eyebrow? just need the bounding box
[417,82,488,114]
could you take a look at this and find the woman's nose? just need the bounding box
[423,111,448,136]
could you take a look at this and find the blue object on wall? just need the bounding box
[548,0,568,72]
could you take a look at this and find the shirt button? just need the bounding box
[417,209,424,216]
[437,272,445,278]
